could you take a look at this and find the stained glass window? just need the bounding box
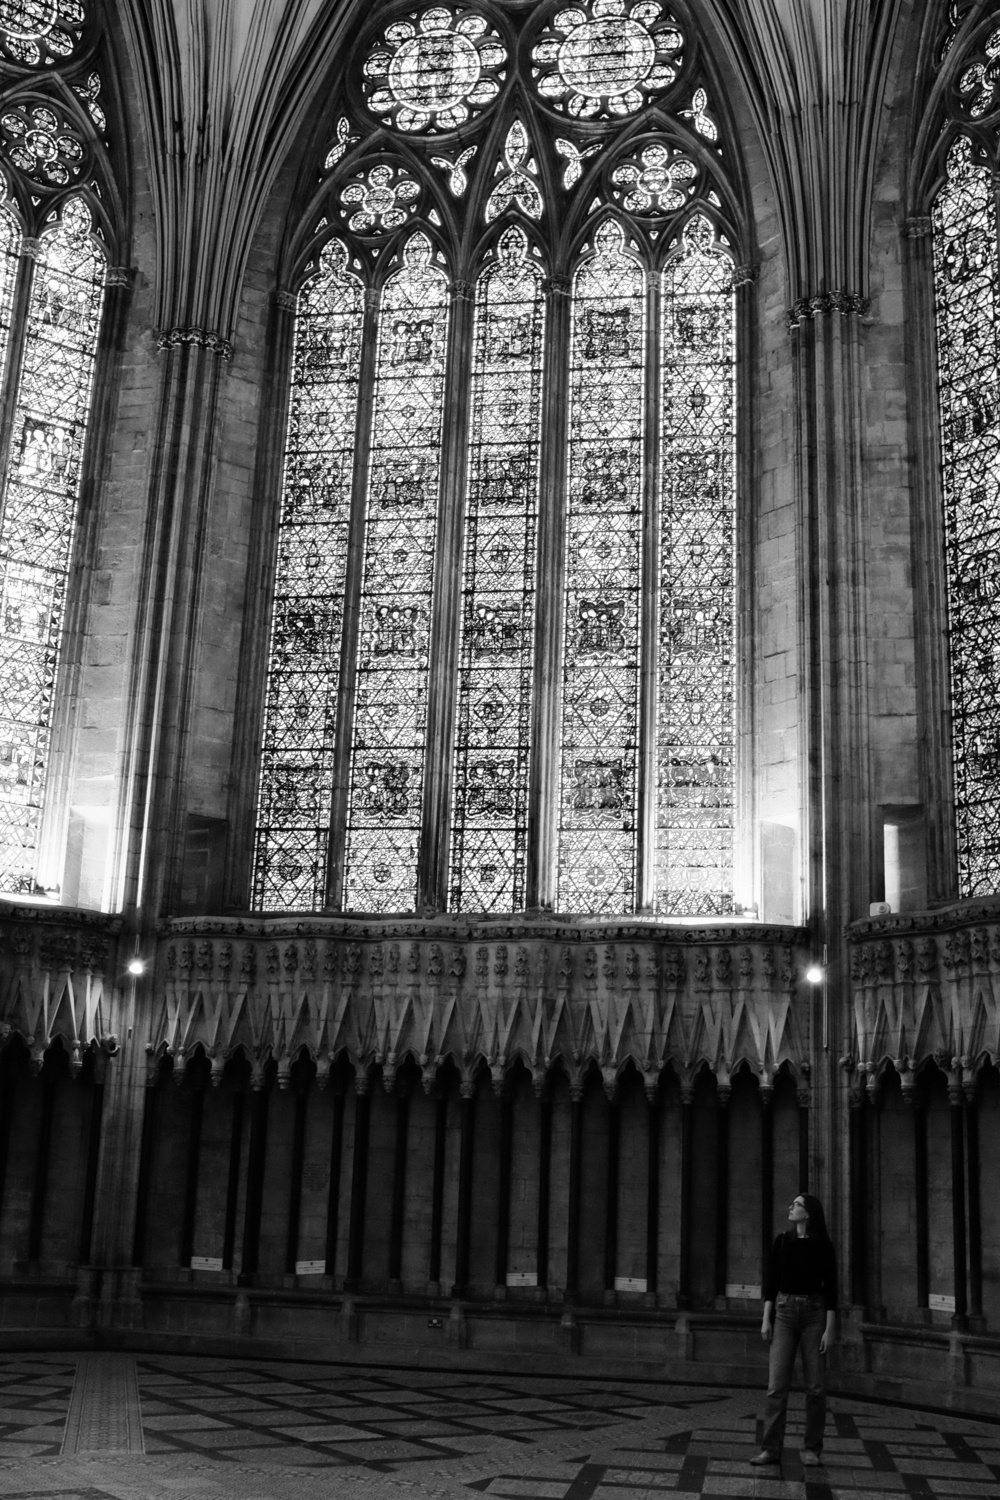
[657,214,735,915]
[450,226,544,912]
[0,0,86,69]
[557,220,645,915]
[252,241,364,911]
[932,135,1000,896]
[259,1,743,919]
[0,197,105,893]
[342,234,449,912]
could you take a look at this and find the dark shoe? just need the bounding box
[749,1450,780,1466]
[801,1450,821,1467]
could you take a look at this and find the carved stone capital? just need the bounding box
[902,216,933,239]
[275,290,298,312]
[105,265,133,288]
[787,289,870,330]
[20,237,43,261]
[731,261,760,287]
[157,326,234,359]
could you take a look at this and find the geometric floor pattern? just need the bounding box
[0,1354,996,1498]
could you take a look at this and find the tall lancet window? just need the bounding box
[0,1,117,895]
[253,0,745,918]
[929,11,1000,895]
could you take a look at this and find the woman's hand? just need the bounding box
[820,1313,836,1354]
[761,1316,773,1343]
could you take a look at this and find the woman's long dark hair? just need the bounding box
[799,1193,830,1243]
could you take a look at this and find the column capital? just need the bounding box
[156,325,234,359]
[275,289,298,312]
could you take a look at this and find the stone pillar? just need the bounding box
[494,1084,513,1295]
[388,1080,411,1292]
[646,1088,660,1299]
[27,1061,57,1263]
[179,1065,205,1268]
[797,1085,810,1190]
[760,1083,774,1291]
[949,1079,967,1329]
[536,1083,552,1292]
[428,1084,448,1292]
[238,1075,271,1284]
[323,1085,346,1279]
[345,1074,371,1292]
[131,1064,161,1266]
[77,1058,107,1266]
[714,1084,730,1304]
[452,1079,476,1298]
[677,1084,694,1309]
[911,1090,930,1315]
[604,1088,620,1298]
[849,1086,868,1310]
[964,1081,983,1330]
[564,1083,584,1301]
[284,1076,309,1276]
[221,1083,244,1273]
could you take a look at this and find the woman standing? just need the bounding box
[750,1193,838,1468]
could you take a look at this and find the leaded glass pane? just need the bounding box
[932,135,1000,896]
[450,226,544,912]
[0,198,103,893]
[656,214,735,915]
[557,219,644,914]
[343,233,449,912]
[362,9,507,134]
[252,240,364,912]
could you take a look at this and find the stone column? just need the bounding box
[910,1089,930,1315]
[646,1088,661,1299]
[452,1079,477,1298]
[564,1082,584,1301]
[388,1080,411,1292]
[221,1083,245,1273]
[284,1076,309,1276]
[77,1055,107,1266]
[760,1084,774,1292]
[949,1078,968,1329]
[536,1083,552,1293]
[345,1074,371,1291]
[179,1065,206,1268]
[714,1084,730,1303]
[603,1087,620,1299]
[494,1083,513,1295]
[323,1085,346,1279]
[428,1083,448,1292]
[677,1084,694,1309]
[27,1061,57,1264]
[849,1085,868,1309]
[131,1061,162,1266]
[238,1074,271,1284]
[964,1080,983,1330]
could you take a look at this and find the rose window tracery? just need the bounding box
[0,0,85,67]
[362,8,507,133]
[532,0,683,119]
[485,121,542,221]
[611,142,696,213]
[1,102,85,184]
[340,162,421,233]
[956,28,1000,119]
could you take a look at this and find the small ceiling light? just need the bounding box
[805,964,824,985]
[127,958,145,977]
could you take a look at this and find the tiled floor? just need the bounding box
[0,1353,995,1499]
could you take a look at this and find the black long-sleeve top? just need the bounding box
[763,1232,838,1311]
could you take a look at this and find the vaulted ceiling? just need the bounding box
[113,0,921,339]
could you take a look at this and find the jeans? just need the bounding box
[761,1293,826,1456]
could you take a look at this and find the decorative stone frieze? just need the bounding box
[847,900,1000,1099]
[151,916,811,1095]
[0,903,122,1072]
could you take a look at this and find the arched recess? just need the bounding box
[907,0,1000,902]
[0,0,130,904]
[237,0,759,923]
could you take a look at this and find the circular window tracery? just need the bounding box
[611,142,697,214]
[0,0,86,67]
[362,6,507,133]
[340,161,422,233]
[532,0,683,119]
[1,101,85,184]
